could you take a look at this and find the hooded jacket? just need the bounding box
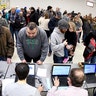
[0,26,14,58]
[51,27,65,57]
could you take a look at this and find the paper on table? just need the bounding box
[37,68,47,77]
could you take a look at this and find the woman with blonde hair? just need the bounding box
[63,21,77,63]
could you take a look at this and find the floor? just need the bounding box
[12,40,85,64]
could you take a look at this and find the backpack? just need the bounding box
[83,38,96,60]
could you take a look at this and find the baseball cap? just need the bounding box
[58,19,69,30]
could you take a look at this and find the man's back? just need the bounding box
[3,82,41,96]
[47,86,88,96]
[61,86,88,96]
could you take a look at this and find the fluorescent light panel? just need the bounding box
[87,1,94,7]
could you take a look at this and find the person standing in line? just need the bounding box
[0,10,8,27]
[63,21,77,63]
[73,15,82,43]
[8,7,18,41]
[48,11,61,56]
[3,63,43,96]
[38,12,50,38]
[50,19,72,63]
[17,22,48,64]
[83,31,96,63]
[0,24,14,64]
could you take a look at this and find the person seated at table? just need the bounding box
[47,68,88,96]
[3,63,43,96]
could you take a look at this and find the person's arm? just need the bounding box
[48,18,55,32]
[17,29,25,62]
[6,28,14,64]
[51,33,67,52]
[76,27,82,33]
[47,77,60,96]
[37,85,43,92]
[2,18,9,27]
[38,30,48,64]
[47,86,58,96]
[72,32,77,47]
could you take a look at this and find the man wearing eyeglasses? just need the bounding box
[17,22,48,64]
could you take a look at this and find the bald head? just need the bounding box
[69,68,85,87]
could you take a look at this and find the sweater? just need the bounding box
[17,27,48,62]
[51,27,65,57]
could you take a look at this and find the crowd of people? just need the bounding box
[0,5,96,64]
[0,5,96,96]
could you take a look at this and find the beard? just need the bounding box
[60,29,67,33]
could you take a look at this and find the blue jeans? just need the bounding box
[49,43,52,54]
[64,47,68,58]
[94,92,96,96]
[10,25,18,41]
[85,56,96,63]
[53,54,64,63]
[0,57,7,61]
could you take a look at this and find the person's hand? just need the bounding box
[21,59,27,63]
[67,77,72,86]
[36,60,43,65]
[7,58,12,64]
[63,39,68,46]
[53,76,60,87]
[37,85,44,92]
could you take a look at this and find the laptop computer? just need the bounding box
[15,63,35,86]
[84,64,96,83]
[51,65,71,87]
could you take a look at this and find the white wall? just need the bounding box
[10,0,96,17]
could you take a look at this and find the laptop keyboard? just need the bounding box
[27,75,35,86]
[51,76,68,86]
[85,75,96,83]
[58,76,68,86]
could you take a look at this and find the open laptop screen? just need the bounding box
[29,64,35,75]
[26,63,35,86]
[52,65,71,76]
[84,64,96,74]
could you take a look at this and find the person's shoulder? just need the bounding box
[38,27,46,35]
[2,26,10,32]
[71,31,76,35]
[68,86,88,95]
[25,84,39,92]
[19,27,26,32]
[0,17,6,20]
[4,82,16,91]
[80,88,88,96]
[2,26,8,29]
[49,17,55,21]
[18,27,26,35]
[52,27,60,34]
